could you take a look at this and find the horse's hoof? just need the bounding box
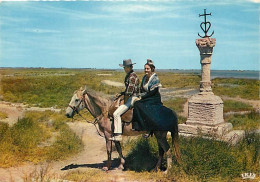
[150,168,156,172]
[115,165,124,171]
[150,166,160,172]
[114,167,123,171]
[102,167,109,171]
[163,170,168,174]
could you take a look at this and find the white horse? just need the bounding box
[65,87,181,172]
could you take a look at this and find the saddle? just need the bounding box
[108,95,133,123]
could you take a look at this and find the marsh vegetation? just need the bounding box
[0,68,259,181]
[0,111,83,168]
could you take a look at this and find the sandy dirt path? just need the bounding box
[0,121,126,181]
[0,102,25,126]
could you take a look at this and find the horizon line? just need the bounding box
[0,67,259,72]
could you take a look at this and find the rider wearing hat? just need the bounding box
[109,59,140,141]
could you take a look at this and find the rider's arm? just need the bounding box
[140,87,159,100]
[125,73,138,97]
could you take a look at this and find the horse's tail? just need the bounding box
[171,127,181,164]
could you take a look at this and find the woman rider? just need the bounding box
[132,59,178,135]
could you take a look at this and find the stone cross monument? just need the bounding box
[178,9,244,145]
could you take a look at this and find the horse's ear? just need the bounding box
[84,85,87,90]
[80,87,83,91]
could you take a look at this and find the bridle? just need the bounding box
[68,92,104,138]
[68,94,85,115]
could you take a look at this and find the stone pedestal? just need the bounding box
[178,38,245,145]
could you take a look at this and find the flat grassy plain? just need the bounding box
[0,68,202,108]
[212,78,259,100]
[0,68,259,181]
[1,68,259,107]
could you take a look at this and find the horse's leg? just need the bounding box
[151,144,164,172]
[154,131,172,172]
[103,131,113,171]
[114,141,125,170]
[102,139,112,171]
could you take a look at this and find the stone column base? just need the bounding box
[179,122,233,137]
[179,92,245,145]
[186,93,224,126]
[178,127,245,145]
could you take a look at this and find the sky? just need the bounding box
[0,0,259,70]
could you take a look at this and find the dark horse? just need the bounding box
[65,87,181,172]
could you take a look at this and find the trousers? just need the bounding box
[113,96,137,134]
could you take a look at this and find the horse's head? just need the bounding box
[65,89,86,118]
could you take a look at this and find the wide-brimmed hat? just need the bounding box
[119,59,136,67]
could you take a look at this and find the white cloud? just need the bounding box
[99,3,181,22]
[101,4,169,13]
[0,16,31,24]
[7,3,111,20]
[23,28,61,33]
[247,0,260,3]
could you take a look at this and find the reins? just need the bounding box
[77,113,105,138]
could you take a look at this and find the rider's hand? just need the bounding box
[134,97,141,102]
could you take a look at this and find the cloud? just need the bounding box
[246,0,260,3]
[7,3,111,20]
[99,3,181,22]
[101,4,169,13]
[0,15,31,25]
[23,28,61,33]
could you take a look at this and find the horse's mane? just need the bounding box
[82,86,113,113]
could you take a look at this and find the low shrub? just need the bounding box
[163,97,187,114]
[212,78,259,100]
[47,121,83,160]
[0,118,48,167]
[124,137,158,171]
[159,73,200,88]
[178,137,242,180]
[0,111,8,119]
[0,111,83,167]
[123,132,259,181]
[225,111,260,130]
[223,100,253,113]
[11,118,47,151]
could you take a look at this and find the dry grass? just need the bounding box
[121,133,259,182]
[223,100,253,113]
[212,78,259,100]
[0,111,8,119]
[63,168,173,182]
[224,111,260,130]
[0,111,83,168]
[0,68,259,181]
[21,162,65,182]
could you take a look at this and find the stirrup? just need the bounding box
[109,135,122,141]
[142,133,150,138]
[142,131,153,139]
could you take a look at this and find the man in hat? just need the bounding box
[109,59,140,141]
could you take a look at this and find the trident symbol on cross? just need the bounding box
[198,9,214,38]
